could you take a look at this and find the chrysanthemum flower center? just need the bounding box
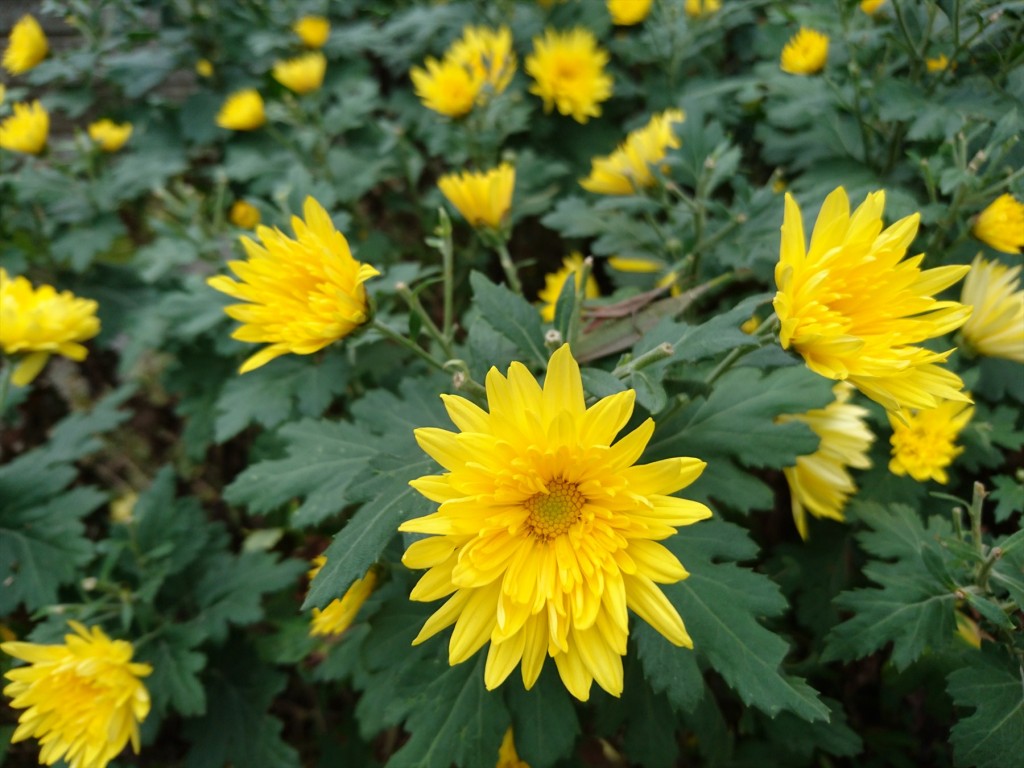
[524,479,584,540]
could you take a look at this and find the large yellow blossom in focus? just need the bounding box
[779,384,874,540]
[972,194,1024,255]
[1,622,151,768]
[293,15,330,48]
[580,109,685,195]
[448,26,517,97]
[780,28,829,75]
[0,269,100,387]
[773,187,972,417]
[207,196,379,373]
[0,100,49,155]
[888,400,973,484]
[400,344,712,701]
[3,15,48,75]
[307,557,380,637]
[87,119,132,152]
[607,0,653,26]
[526,29,613,124]
[537,253,600,322]
[438,163,515,231]
[959,255,1024,363]
[272,51,327,94]
[685,0,722,17]
[411,56,482,118]
[215,89,266,131]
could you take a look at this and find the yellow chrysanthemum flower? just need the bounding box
[959,255,1024,363]
[780,28,829,75]
[774,187,972,417]
[0,100,49,155]
[607,0,653,26]
[888,399,973,484]
[859,0,886,14]
[526,28,613,124]
[272,51,327,95]
[87,119,132,152]
[293,15,331,48]
[779,383,874,540]
[580,109,686,195]
[410,56,482,118]
[215,89,266,131]
[400,344,712,701]
[972,194,1024,255]
[438,163,515,231]
[308,557,380,637]
[195,58,213,78]
[685,0,722,17]
[608,256,682,296]
[229,200,261,229]
[0,269,100,387]
[2,622,152,768]
[3,15,48,75]
[537,253,600,321]
[207,196,379,373]
[448,26,517,97]
[926,54,949,72]
[497,727,530,768]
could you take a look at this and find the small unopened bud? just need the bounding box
[991,547,1003,560]
[545,329,563,349]
[954,589,966,600]
[81,577,98,591]
[452,371,467,390]
[703,156,716,170]
[394,281,407,292]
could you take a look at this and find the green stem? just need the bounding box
[612,343,674,379]
[566,256,593,349]
[442,359,488,403]
[705,314,776,385]
[968,481,986,557]
[371,320,448,373]
[438,211,456,346]
[396,284,452,358]
[495,241,523,295]
[0,362,12,427]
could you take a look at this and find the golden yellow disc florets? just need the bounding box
[524,479,584,540]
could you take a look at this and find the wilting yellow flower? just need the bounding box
[87,119,132,152]
[685,0,722,17]
[780,28,829,75]
[580,109,685,195]
[740,315,761,334]
[411,56,481,118]
[497,727,530,768]
[779,384,874,540]
[959,255,1024,362]
[448,26,517,97]
[229,200,261,229]
[526,28,613,124]
[607,0,653,25]
[400,344,712,701]
[860,0,886,13]
[293,15,330,48]
[308,557,379,637]
[926,54,949,72]
[954,609,982,650]
[109,492,138,525]
[195,58,213,77]
[0,100,49,155]
[888,399,973,484]
[272,51,326,94]
[0,269,100,387]
[438,163,515,231]
[207,196,379,373]
[2,622,151,768]
[972,194,1024,254]
[216,89,266,131]
[774,187,972,417]
[537,253,600,321]
[3,15,48,75]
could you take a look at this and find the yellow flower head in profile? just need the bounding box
[972,194,1024,255]
[448,26,517,97]
[207,196,379,373]
[685,0,722,17]
[526,28,613,124]
[607,0,653,26]
[229,199,261,229]
[293,15,330,48]
[87,119,132,152]
[0,100,49,155]
[410,56,482,118]
[779,383,874,540]
[1,622,152,768]
[400,344,712,701]
[3,15,49,75]
[272,51,327,95]
[926,54,949,72]
[497,727,529,768]
[308,557,379,637]
[774,187,972,417]
[959,255,1024,363]
[0,269,100,387]
[580,109,685,195]
[888,400,973,484]
[780,28,829,75]
[537,253,600,322]
[860,0,886,14]
[438,163,515,231]
[216,89,266,131]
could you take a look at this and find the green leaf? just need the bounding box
[634,622,704,713]
[991,544,1024,609]
[948,651,1024,768]
[140,624,207,718]
[470,271,548,367]
[989,474,1023,523]
[621,668,680,768]
[505,668,580,768]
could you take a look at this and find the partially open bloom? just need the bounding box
[0,269,100,386]
[438,163,515,231]
[2,622,151,768]
[308,557,379,637]
[448,26,517,97]
[526,28,613,124]
[580,109,685,195]
[400,344,712,701]
[860,0,886,13]
[411,56,481,118]
[87,119,132,152]
[779,384,874,540]
[959,255,1024,362]
[780,28,829,75]
[888,400,973,484]
[972,194,1024,254]
[3,15,48,75]
[216,89,266,131]
[537,253,600,321]
[497,728,529,768]
[207,196,379,373]
[229,200,261,229]
[774,187,972,417]
[926,54,949,72]
[0,100,49,155]
[607,0,653,26]
[293,15,330,48]
[272,51,326,94]
[685,0,722,17]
